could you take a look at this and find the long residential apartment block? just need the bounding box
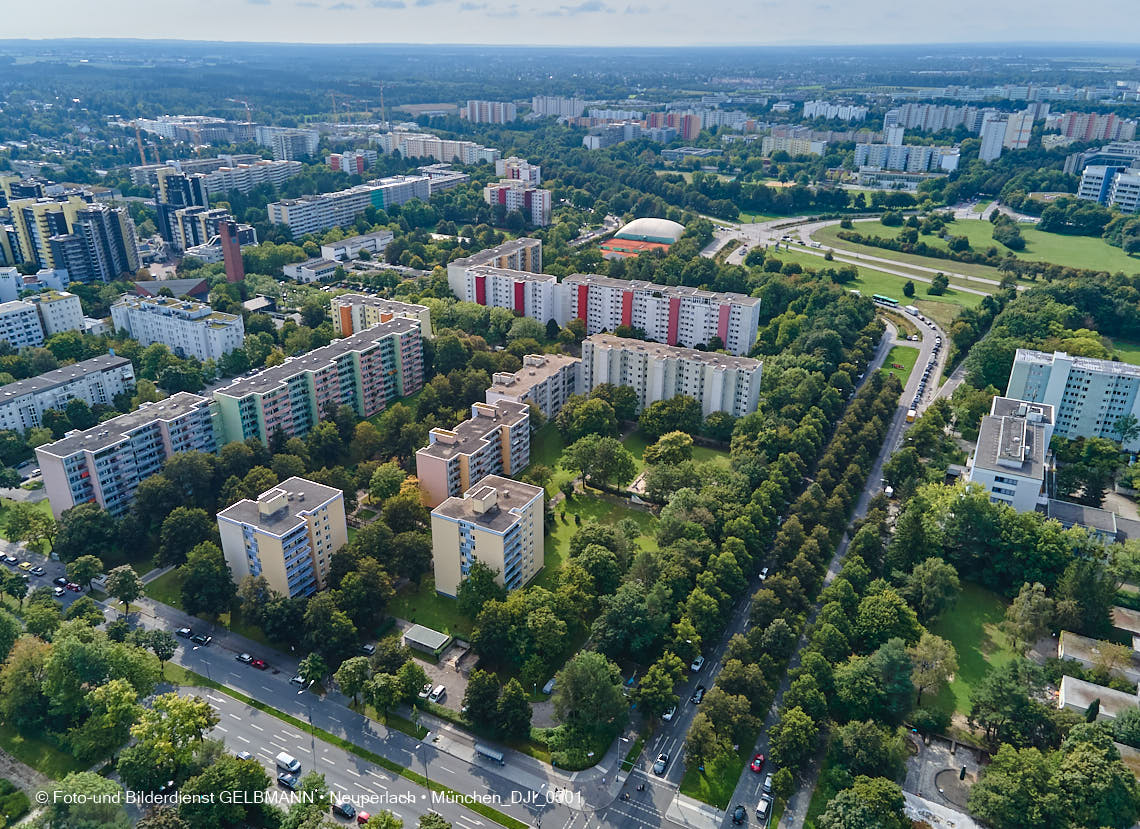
[415,400,530,508]
[446,237,544,297]
[330,294,433,339]
[36,392,218,518]
[267,176,431,237]
[0,355,135,434]
[485,354,580,421]
[213,318,424,445]
[217,476,348,599]
[560,274,762,356]
[371,132,500,166]
[431,475,544,597]
[1006,349,1140,451]
[110,295,246,362]
[580,333,762,417]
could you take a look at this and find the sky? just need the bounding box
[3,0,1134,46]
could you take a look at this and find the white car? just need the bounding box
[759,567,769,582]
[690,655,705,672]
[662,705,677,722]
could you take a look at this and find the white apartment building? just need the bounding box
[217,476,347,599]
[430,475,543,597]
[267,176,430,237]
[495,157,541,185]
[803,101,868,122]
[1006,349,1140,451]
[482,180,552,226]
[457,266,559,324]
[372,132,500,165]
[761,136,828,157]
[462,101,517,124]
[326,150,378,175]
[853,143,960,173]
[531,96,585,118]
[1004,109,1035,150]
[282,258,339,283]
[330,294,433,339]
[560,274,762,356]
[0,300,44,348]
[967,397,1055,513]
[979,116,1007,162]
[26,291,84,337]
[1108,172,1140,213]
[0,267,69,303]
[199,160,303,198]
[111,295,245,362]
[255,126,320,161]
[0,354,135,434]
[320,230,394,262]
[485,354,580,421]
[580,333,763,417]
[415,400,530,509]
[446,238,544,301]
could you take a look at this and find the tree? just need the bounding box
[178,754,270,829]
[146,629,178,669]
[364,811,404,829]
[1055,723,1140,829]
[552,651,627,741]
[236,575,276,627]
[65,595,105,626]
[643,431,694,467]
[635,656,682,720]
[817,776,909,829]
[968,744,1062,829]
[563,434,636,489]
[639,396,702,440]
[299,652,329,685]
[25,601,61,640]
[1003,582,1055,654]
[118,693,219,792]
[854,587,922,650]
[160,507,218,567]
[5,503,56,552]
[395,660,430,703]
[365,673,401,717]
[555,395,617,442]
[68,678,142,763]
[335,557,394,630]
[419,814,452,829]
[1111,413,1140,447]
[369,461,406,503]
[137,807,190,829]
[908,632,958,704]
[768,706,818,772]
[685,713,724,769]
[302,593,358,665]
[462,669,501,728]
[106,565,143,615]
[0,467,20,489]
[37,772,131,829]
[901,557,960,622]
[334,656,372,705]
[903,280,915,298]
[66,554,104,592]
[830,720,906,780]
[456,560,507,619]
[497,678,532,740]
[1055,558,1116,638]
[179,542,236,618]
[0,571,25,609]
[928,273,950,295]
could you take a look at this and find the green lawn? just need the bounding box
[803,743,839,829]
[0,498,54,544]
[927,582,1017,717]
[622,430,730,475]
[1110,338,1140,366]
[880,345,920,386]
[679,740,755,809]
[530,423,575,498]
[812,222,1005,281]
[387,579,472,638]
[144,568,272,646]
[0,722,86,779]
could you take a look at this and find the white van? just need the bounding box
[429,684,446,703]
[275,752,301,774]
[756,795,773,825]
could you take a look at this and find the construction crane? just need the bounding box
[329,92,339,125]
[379,82,386,126]
[225,98,253,126]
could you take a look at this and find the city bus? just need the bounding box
[872,294,900,308]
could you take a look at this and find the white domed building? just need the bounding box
[600,217,686,259]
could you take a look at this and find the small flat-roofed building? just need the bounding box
[283,258,339,283]
[320,230,394,263]
[403,624,452,656]
[1058,675,1139,720]
[1059,630,1140,686]
[967,396,1054,513]
[485,354,580,421]
[1046,499,1140,544]
[431,475,544,597]
[415,400,530,508]
[217,476,347,599]
[1112,606,1140,652]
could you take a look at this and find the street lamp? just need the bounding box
[191,646,213,684]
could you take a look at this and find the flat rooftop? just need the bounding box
[404,624,451,652]
[217,475,341,536]
[564,273,760,306]
[215,318,419,399]
[432,474,544,533]
[333,294,428,314]
[466,265,555,284]
[1059,675,1139,719]
[487,354,580,397]
[327,231,393,246]
[584,333,763,371]
[449,237,541,269]
[1059,630,1140,682]
[417,400,529,462]
[293,258,338,271]
[35,392,210,457]
[1046,499,1120,534]
[973,397,1052,479]
[1113,606,1140,637]
[26,290,76,304]
[0,300,33,314]
[0,355,131,402]
[1017,348,1140,379]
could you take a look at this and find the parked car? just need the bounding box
[2,555,16,565]
[190,634,212,646]
[653,753,669,775]
[235,751,253,761]
[360,643,376,656]
[175,627,192,638]
[762,773,774,794]
[17,562,31,572]
[750,753,765,773]
[662,705,676,722]
[65,582,80,592]
[542,678,555,695]
[732,805,747,824]
[52,586,64,597]
[333,800,357,819]
[290,675,305,687]
[417,682,433,700]
[53,577,67,587]
[250,659,268,670]
[277,773,300,792]
[690,655,705,672]
[758,567,769,582]
[29,566,44,577]
[690,685,706,704]
[236,653,253,664]
[356,812,372,825]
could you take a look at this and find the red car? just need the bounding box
[250,659,268,670]
[357,812,371,825]
[65,582,81,592]
[750,753,765,773]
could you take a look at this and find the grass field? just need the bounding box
[144,568,272,646]
[0,722,86,779]
[530,423,575,498]
[812,222,1005,281]
[927,583,1017,717]
[1110,338,1140,366]
[880,345,920,386]
[622,430,730,475]
[679,741,755,809]
[815,218,1140,278]
[387,579,472,638]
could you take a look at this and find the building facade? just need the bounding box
[36,392,218,518]
[0,355,135,434]
[111,295,246,362]
[494,157,541,185]
[282,258,339,283]
[430,475,544,597]
[482,180,553,226]
[446,238,544,301]
[580,333,762,417]
[462,101,518,124]
[0,300,44,348]
[319,230,394,262]
[267,176,431,237]
[330,294,433,339]
[213,318,423,445]
[1006,349,1140,451]
[10,197,139,282]
[326,150,378,175]
[485,354,581,422]
[967,396,1055,513]
[217,476,347,599]
[26,291,84,337]
[416,400,530,508]
[372,132,500,165]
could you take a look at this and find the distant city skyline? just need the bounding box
[2,0,1135,46]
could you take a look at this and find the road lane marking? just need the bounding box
[235,735,250,743]
[437,766,456,775]
[215,725,228,733]
[344,768,360,777]
[353,782,376,795]
[228,713,241,720]
[249,724,263,731]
